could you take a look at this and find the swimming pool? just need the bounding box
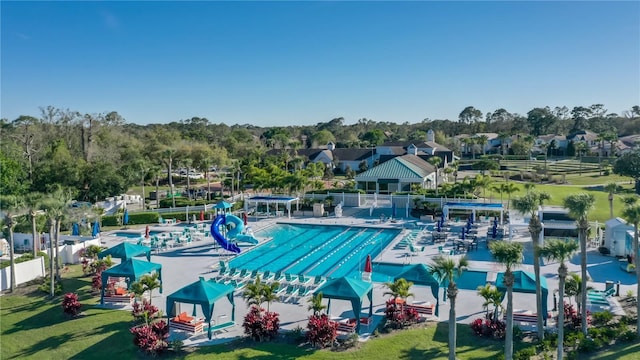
[112,231,143,238]
[228,224,401,280]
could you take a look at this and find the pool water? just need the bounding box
[112,232,143,238]
[228,224,401,280]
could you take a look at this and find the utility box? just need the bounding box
[313,203,325,217]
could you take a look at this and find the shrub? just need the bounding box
[39,276,63,295]
[91,272,104,293]
[242,306,280,342]
[132,300,161,324]
[577,333,598,353]
[619,328,638,342]
[130,320,169,356]
[306,314,338,348]
[384,299,420,328]
[514,346,536,360]
[591,311,613,326]
[61,292,82,317]
[562,303,591,330]
[469,317,506,339]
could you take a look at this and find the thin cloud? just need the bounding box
[101,10,120,30]
[16,32,30,40]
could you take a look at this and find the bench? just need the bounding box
[103,288,134,304]
[405,303,436,318]
[207,321,235,336]
[169,312,204,334]
[331,320,357,334]
[504,312,538,324]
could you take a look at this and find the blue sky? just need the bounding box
[2,1,639,126]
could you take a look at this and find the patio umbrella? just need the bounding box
[242,212,248,226]
[436,222,441,232]
[199,210,205,222]
[491,225,497,239]
[72,223,80,236]
[392,203,396,218]
[470,213,474,224]
[364,254,372,273]
[145,225,150,239]
[92,220,101,237]
[461,230,466,240]
[123,209,129,226]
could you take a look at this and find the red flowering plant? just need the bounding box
[61,292,82,317]
[384,299,420,328]
[131,300,161,324]
[561,303,591,330]
[130,320,169,356]
[242,306,280,342]
[470,318,506,339]
[306,314,338,348]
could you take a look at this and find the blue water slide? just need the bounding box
[226,214,259,245]
[211,215,241,254]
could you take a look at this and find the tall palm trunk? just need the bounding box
[505,270,514,360]
[155,175,160,209]
[634,223,640,336]
[54,218,61,280]
[31,211,38,257]
[8,225,16,292]
[448,284,457,360]
[557,264,567,360]
[608,194,614,219]
[530,216,545,340]
[48,219,55,298]
[579,220,588,335]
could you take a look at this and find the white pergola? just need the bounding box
[442,202,505,224]
[244,195,299,219]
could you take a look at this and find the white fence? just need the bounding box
[302,192,495,209]
[0,257,46,292]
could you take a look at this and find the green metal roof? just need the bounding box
[356,155,435,180]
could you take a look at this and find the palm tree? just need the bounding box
[474,174,493,203]
[40,193,65,297]
[502,183,519,212]
[140,272,161,304]
[621,196,640,336]
[243,275,265,308]
[25,192,43,258]
[0,195,26,293]
[129,281,146,304]
[564,274,592,313]
[563,193,595,336]
[476,134,489,156]
[511,190,550,340]
[383,278,414,311]
[489,241,524,360]
[261,281,280,312]
[428,255,468,360]
[539,238,579,360]
[428,156,442,196]
[603,182,618,219]
[477,284,503,321]
[307,292,327,316]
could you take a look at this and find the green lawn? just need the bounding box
[1,266,638,359]
[484,175,635,223]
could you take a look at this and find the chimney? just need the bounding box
[426,129,435,142]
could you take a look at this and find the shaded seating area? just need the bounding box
[100,258,162,305]
[314,277,373,334]
[394,264,442,318]
[496,270,549,326]
[98,242,152,262]
[166,277,236,339]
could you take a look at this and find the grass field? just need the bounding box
[483,174,635,223]
[1,267,638,359]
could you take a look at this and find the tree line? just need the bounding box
[1,104,639,201]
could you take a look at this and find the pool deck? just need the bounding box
[99,208,635,346]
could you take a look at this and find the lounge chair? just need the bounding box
[262,270,274,281]
[225,268,239,279]
[272,271,285,282]
[274,284,287,297]
[298,286,314,298]
[236,269,251,280]
[249,270,260,280]
[284,273,298,285]
[297,274,312,285]
[313,275,325,287]
[280,285,298,302]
